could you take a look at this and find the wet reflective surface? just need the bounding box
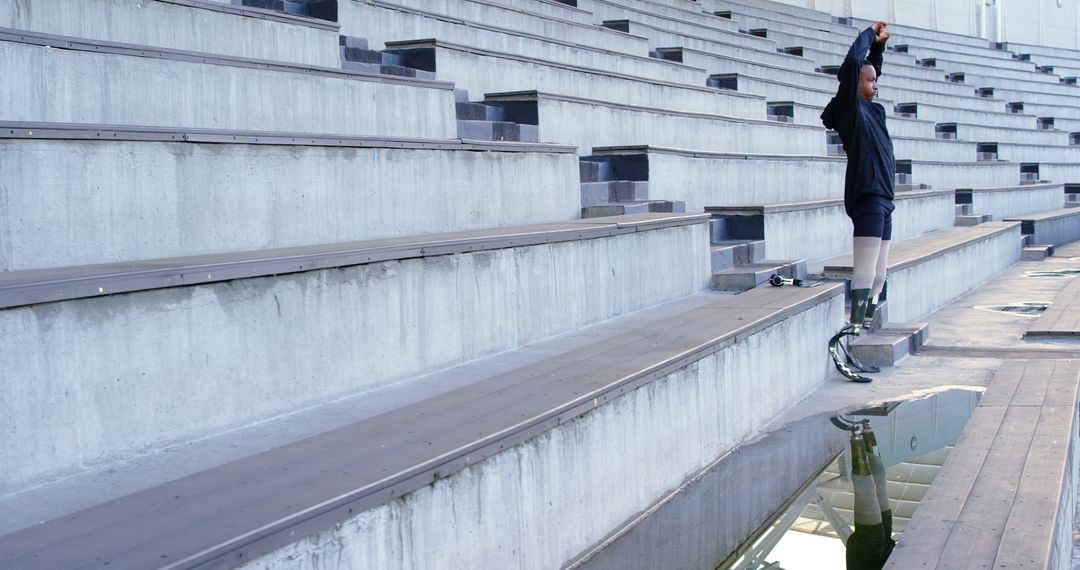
[724,390,980,570]
[973,301,1051,316]
[570,390,982,570]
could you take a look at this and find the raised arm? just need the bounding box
[835,27,879,110]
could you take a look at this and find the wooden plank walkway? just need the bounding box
[1026,277,1080,338]
[886,360,1080,569]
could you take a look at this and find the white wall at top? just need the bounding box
[778,0,1079,49]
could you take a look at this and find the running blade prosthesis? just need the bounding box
[829,325,873,383]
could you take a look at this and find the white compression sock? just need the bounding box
[871,240,891,299]
[852,236,882,290]
[852,474,883,525]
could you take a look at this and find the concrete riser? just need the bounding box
[633,153,844,209]
[434,47,761,119]
[909,163,1020,189]
[887,226,1021,322]
[0,0,342,67]
[622,24,810,72]
[535,98,826,156]
[231,297,845,570]
[1024,216,1080,247]
[761,206,849,261]
[339,1,703,85]
[893,193,958,239]
[0,223,713,494]
[0,41,458,139]
[893,138,977,163]
[0,140,580,271]
[968,186,1065,220]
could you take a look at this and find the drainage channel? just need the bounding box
[567,389,982,570]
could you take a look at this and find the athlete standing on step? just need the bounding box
[821,21,893,383]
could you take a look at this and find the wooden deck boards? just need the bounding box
[887,360,1080,569]
[1027,278,1080,338]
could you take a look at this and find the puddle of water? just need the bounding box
[724,390,980,570]
[1025,269,1080,277]
[973,301,1050,317]
[569,390,981,570]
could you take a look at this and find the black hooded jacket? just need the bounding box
[820,28,895,216]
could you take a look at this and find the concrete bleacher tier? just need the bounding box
[2,0,1079,567]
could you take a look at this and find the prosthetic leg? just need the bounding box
[829,287,874,382]
[830,237,887,382]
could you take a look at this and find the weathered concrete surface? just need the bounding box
[0,140,580,270]
[887,224,1021,322]
[340,0,702,85]
[236,295,843,570]
[511,94,827,156]
[0,40,457,138]
[0,0,341,66]
[0,222,711,494]
[966,183,1065,221]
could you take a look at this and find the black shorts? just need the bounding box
[850,195,895,240]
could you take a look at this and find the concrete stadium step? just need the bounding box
[896,47,1055,79]
[583,200,687,217]
[479,0,598,25]
[711,7,851,44]
[893,136,977,162]
[955,183,1066,222]
[993,141,1080,162]
[1039,116,1080,132]
[364,0,649,55]
[708,72,892,109]
[955,212,993,226]
[0,0,341,67]
[818,70,1012,114]
[936,122,1072,145]
[0,213,713,497]
[849,17,1000,51]
[848,322,930,367]
[0,123,580,270]
[598,14,776,56]
[1001,41,1080,62]
[897,159,1022,189]
[582,146,843,210]
[662,47,841,92]
[1039,163,1080,185]
[948,70,1077,95]
[340,0,706,86]
[1004,207,1080,247]
[456,118,539,141]
[701,0,835,25]
[0,282,843,569]
[710,260,808,291]
[590,0,754,41]
[774,100,937,138]
[0,28,457,139]
[1003,100,1080,122]
[990,85,1080,109]
[705,0,838,27]
[616,19,819,73]
[708,239,767,273]
[705,188,955,262]
[818,222,1022,323]
[895,101,1039,130]
[778,45,942,82]
[382,39,762,117]
[483,91,828,156]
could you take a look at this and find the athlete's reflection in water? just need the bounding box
[844,420,895,570]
